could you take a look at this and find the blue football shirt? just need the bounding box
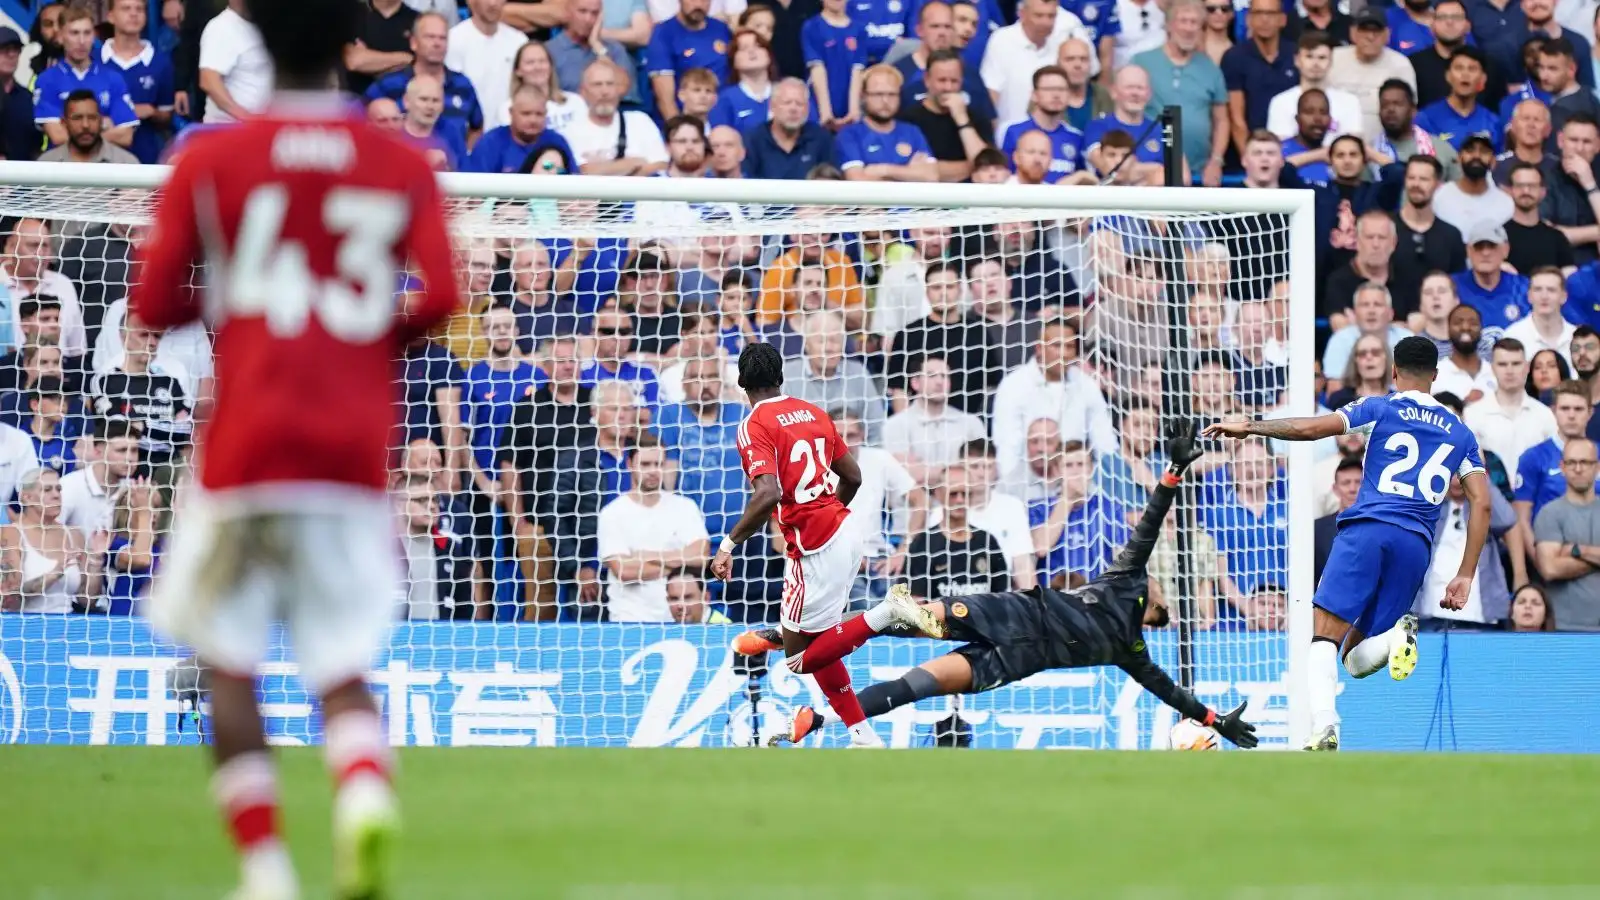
[1031,494,1129,585]
[833,119,932,171]
[1415,99,1501,152]
[1280,136,1330,185]
[1451,270,1530,333]
[33,59,139,135]
[100,41,175,164]
[1387,6,1435,54]
[802,15,868,120]
[1061,0,1121,43]
[1082,113,1164,165]
[462,361,541,473]
[364,66,484,155]
[998,118,1086,183]
[646,17,734,83]
[1337,391,1487,542]
[1514,437,1567,521]
[850,0,913,62]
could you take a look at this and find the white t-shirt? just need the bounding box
[597,492,709,622]
[94,299,215,401]
[59,465,114,541]
[1326,46,1416,138]
[1,267,87,358]
[1434,355,1497,404]
[882,404,987,467]
[0,422,37,509]
[559,110,669,167]
[1113,0,1167,69]
[1464,392,1558,473]
[1265,85,1365,139]
[1503,316,1577,368]
[399,533,440,621]
[1423,500,1487,623]
[446,18,529,136]
[657,357,741,405]
[981,14,1095,125]
[496,91,588,133]
[848,445,916,556]
[198,8,274,123]
[1432,182,1515,239]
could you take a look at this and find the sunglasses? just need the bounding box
[595,326,633,336]
[1205,4,1231,11]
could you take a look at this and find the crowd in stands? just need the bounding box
[0,0,1597,632]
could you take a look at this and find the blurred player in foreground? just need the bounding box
[129,1,461,897]
[711,343,939,748]
[754,421,1260,750]
[1205,336,1489,751]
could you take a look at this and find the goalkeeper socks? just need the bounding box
[1307,638,1342,734]
[812,659,867,727]
[213,751,291,870]
[325,709,393,789]
[789,614,878,674]
[854,666,943,718]
[1344,633,1390,679]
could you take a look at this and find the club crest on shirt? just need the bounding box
[845,36,858,51]
[895,142,911,156]
[1506,304,1521,322]
[1146,139,1159,153]
[889,0,902,10]
[974,555,988,573]
[713,41,727,54]
[1083,4,1098,19]
[950,601,968,617]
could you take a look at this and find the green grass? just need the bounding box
[1,748,1597,899]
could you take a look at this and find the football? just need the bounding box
[1170,718,1220,751]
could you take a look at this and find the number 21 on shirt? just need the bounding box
[791,438,839,503]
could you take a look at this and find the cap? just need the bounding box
[0,27,22,49]
[1352,7,1387,28]
[1465,221,1508,246]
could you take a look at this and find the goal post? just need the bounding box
[0,161,1317,749]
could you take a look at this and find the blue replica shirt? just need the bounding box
[1415,99,1501,151]
[462,361,541,473]
[1336,391,1487,542]
[1387,5,1435,54]
[655,401,750,538]
[1515,437,1568,521]
[464,128,575,174]
[708,83,821,130]
[101,42,175,164]
[1062,0,1121,43]
[1030,494,1130,586]
[850,0,913,62]
[406,130,462,171]
[536,236,631,315]
[365,66,484,155]
[998,117,1085,183]
[833,118,932,171]
[1452,270,1530,332]
[104,534,158,616]
[802,15,868,119]
[33,59,138,135]
[30,427,77,474]
[1497,84,1551,124]
[646,17,734,83]
[579,359,661,407]
[1091,448,1169,513]
[1280,136,1330,185]
[1082,113,1164,164]
[1201,471,1290,596]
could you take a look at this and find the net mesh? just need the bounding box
[0,182,1300,749]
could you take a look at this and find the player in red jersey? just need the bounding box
[711,343,939,748]
[128,2,461,898]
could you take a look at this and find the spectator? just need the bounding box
[873,225,947,342]
[1091,399,1164,513]
[886,261,992,413]
[398,75,459,170]
[655,114,711,179]
[562,59,668,175]
[656,352,747,538]
[1095,256,1171,388]
[1436,300,1498,403]
[744,77,834,179]
[782,310,886,440]
[547,0,631,99]
[941,445,1037,589]
[993,218,1075,313]
[709,29,781,132]
[23,376,75,475]
[1545,113,1600,266]
[1267,31,1363,139]
[18,3,61,89]
[996,65,1089,184]
[1533,436,1600,628]
[664,569,732,623]
[38,91,141,164]
[35,6,137,149]
[0,295,61,390]
[3,219,87,361]
[1,342,68,430]
[1468,0,1526,49]
[1192,349,1247,423]
[894,1,998,125]
[1535,37,1600,134]
[1324,210,1411,330]
[0,467,103,613]
[981,0,1092,125]
[1372,78,1461,179]
[1133,0,1227,184]
[968,255,1038,372]
[1280,89,1333,184]
[1495,98,1555,184]
[196,0,272,125]
[598,433,710,622]
[1517,380,1593,559]
[1204,437,1289,630]
[396,475,489,621]
[1057,36,1112,133]
[1506,583,1557,630]
[1322,282,1414,383]
[993,317,1116,480]
[1084,65,1166,177]
[503,241,578,353]
[1113,0,1167,69]
[1507,268,1578,362]
[365,13,485,151]
[1529,347,1573,399]
[708,123,747,176]
[463,304,538,489]
[103,0,175,164]
[1409,0,1493,108]
[1188,288,1227,351]
[648,0,734,121]
[446,0,530,131]
[94,297,213,404]
[59,418,136,542]
[366,96,403,130]
[907,463,1010,600]
[0,28,35,163]
[89,317,192,472]
[1421,467,1516,629]
[757,231,864,327]
[466,88,577,174]
[834,65,938,182]
[1030,438,1128,588]
[1504,164,1577,276]
[507,43,589,134]
[579,306,661,405]
[1391,156,1466,294]
[100,474,158,616]
[893,50,990,181]
[1328,8,1418,138]
[883,354,987,477]
[1454,222,1531,336]
[658,312,739,403]
[836,410,925,595]
[1230,299,1288,408]
[802,0,867,128]
[1327,331,1395,408]
[344,0,417,97]
[1487,0,1594,92]
[1466,337,1558,476]
[547,379,645,613]
[1313,456,1363,583]
[1200,0,1234,64]
[1414,46,1499,151]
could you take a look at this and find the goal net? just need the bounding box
[0,167,1315,750]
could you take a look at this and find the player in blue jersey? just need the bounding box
[1204,336,1493,751]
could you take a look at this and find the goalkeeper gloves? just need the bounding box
[1165,420,1204,471]
[1204,701,1258,749]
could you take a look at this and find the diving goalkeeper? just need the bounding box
[735,420,1259,749]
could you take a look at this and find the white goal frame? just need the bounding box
[0,161,1319,748]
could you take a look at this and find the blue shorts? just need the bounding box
[1313,519,1432,637]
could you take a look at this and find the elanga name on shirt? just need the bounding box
[775,409,817,427]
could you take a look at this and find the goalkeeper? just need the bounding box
[741,420,1259,749]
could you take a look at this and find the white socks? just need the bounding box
[862,601,896,633]
[848,722,884,747]
[1307,640,1342,735]
[1344,632,1392,679]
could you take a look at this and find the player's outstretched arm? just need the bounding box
[1119,652,1259,749]
[1202,413,1347,443]
[710,474,782,581]
[1447,470,1493,610]
[1105,421,1205,577]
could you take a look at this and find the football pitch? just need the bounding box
[2,747,1596,900]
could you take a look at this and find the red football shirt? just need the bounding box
[130,99,461,496]
[736,395,851,558]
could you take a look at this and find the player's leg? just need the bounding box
[1305,523,1384,751]
[286,502,401,900]
[1341,527,1430,681]
[776,651,976,744]
[772,541,884,747]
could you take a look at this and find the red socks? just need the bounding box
[324,710,393,790]
[790,615,876,675]
[212,752,282,854]
[812,660,866,727]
